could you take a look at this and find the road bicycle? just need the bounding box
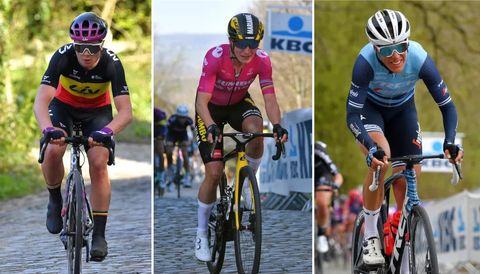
[351,151,462,274]
[39,127,114,274]
[166,144,184,198]
[206,132,283,274]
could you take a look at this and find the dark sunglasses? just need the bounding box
[234,39,259,49]
[376,41,409,58]
[73,42,103,55]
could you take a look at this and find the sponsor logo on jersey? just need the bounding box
[203,57,208,66]
[42,75,51,84]
[121,86,129,93]
[58,44,73,54]
[60,75,109,98]
[349,89,358,97]
[105,49,119,61]
[256,49,268,58]
[212,46,223,58]
[91,75,103,80]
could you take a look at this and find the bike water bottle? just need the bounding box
[383,221,394,256]
[391,210,402,236]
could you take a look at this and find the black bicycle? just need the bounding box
[351,152,462,274]
[166,145,184,198]
[39,129,114,274]
[206,132,283,274]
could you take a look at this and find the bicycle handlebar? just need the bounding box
[38,136,115,166]
[369,153,463,192]
[209,132,285,161]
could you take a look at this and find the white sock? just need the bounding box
[197,200,214,237]
[363,207,381,240]
[243,156,262,193]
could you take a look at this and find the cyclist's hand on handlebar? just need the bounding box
[89,127,113,147]
[206,124,221,143]
[443,142,464,164]
[43,127,66,146]
[366,145,387,170]
[273,124,288,143]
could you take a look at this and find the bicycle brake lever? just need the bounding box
[369,165,381,192]
[451,162,462,184]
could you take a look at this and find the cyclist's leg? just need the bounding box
[386,99,423,211]
[165,135,175,178]
[194,111,225,261]
[315,185,333,253]
[82,104,112,260]
[358,101,391,265]
[43,99,71,234]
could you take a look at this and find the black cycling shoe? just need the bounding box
[46,199,63,234]
[90,234,108,262]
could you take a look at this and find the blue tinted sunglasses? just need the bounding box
[234,39,259,49]
[376,41,409,58]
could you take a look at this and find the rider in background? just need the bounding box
[33,12,132,261]
[346,9,463,266]
[154,107,168,194]
[315,141,343,253]
[194,13,288,261]
[165,104,195,188]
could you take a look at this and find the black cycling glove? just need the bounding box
[207,124,221,141]
[273,124,288,141]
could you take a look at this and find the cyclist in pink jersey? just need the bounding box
[194,13,288,262]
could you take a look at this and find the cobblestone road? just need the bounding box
[0,143,152,273]
[154,180,312,273]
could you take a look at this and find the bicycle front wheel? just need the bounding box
[410,206,439,274]
[207,173,228,274]
[351,211,365,274]
[74,170,83,273]
[234,166,261,274]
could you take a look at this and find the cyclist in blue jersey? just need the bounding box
[346,9,463,267]
[165,104,195,188]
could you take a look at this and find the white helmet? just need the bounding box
[366,9,410,46]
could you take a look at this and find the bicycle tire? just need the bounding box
[74,170,83,273]
[234,166,262,274]
[410,206,439,274]
[66,177,75,274]
[176,154,182,199]
[207,173,228,274]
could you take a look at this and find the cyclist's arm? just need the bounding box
[33,85,56,131]
[263,93,281,125]
[346,55,375,150]
[195,92,215,128]
[106,95,133,134]
[419,55,458,144]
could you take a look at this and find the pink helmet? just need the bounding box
[69,12,107,42]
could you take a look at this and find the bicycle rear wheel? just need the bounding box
[74,170,83,273]
[176,154,182,198]
[234,167,261,274]
[410,206,439,274]
[207,173,228,274]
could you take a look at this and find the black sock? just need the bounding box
[48,186,62,203]
[93,211,108,237]
[317,226,326,236]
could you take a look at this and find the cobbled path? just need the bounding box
[154,180,312,273]
[0,143,152,273]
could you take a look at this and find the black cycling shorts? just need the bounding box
[196,93,262,164]
[49,98,113,148]
[361,97,422,167]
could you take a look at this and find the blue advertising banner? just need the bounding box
[259,108,312,195]
[265,12,312,55]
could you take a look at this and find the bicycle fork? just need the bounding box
[234,151,249,231]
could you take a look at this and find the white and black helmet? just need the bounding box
[366,9,410,46]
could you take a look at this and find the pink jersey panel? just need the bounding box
[197,44,275,106]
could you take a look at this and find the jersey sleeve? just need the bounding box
[40,47,68,88]
[197,46,222,94]
[106,50,129,97]
[256,49,275,95]
[346,55,375,149]
[419,55,458,143]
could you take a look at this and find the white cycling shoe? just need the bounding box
[317,235,329,253]
[362,237,385,266]
[195,235,211,262]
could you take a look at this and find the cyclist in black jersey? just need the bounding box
[33,12,132,261]
[315,141,343,253]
